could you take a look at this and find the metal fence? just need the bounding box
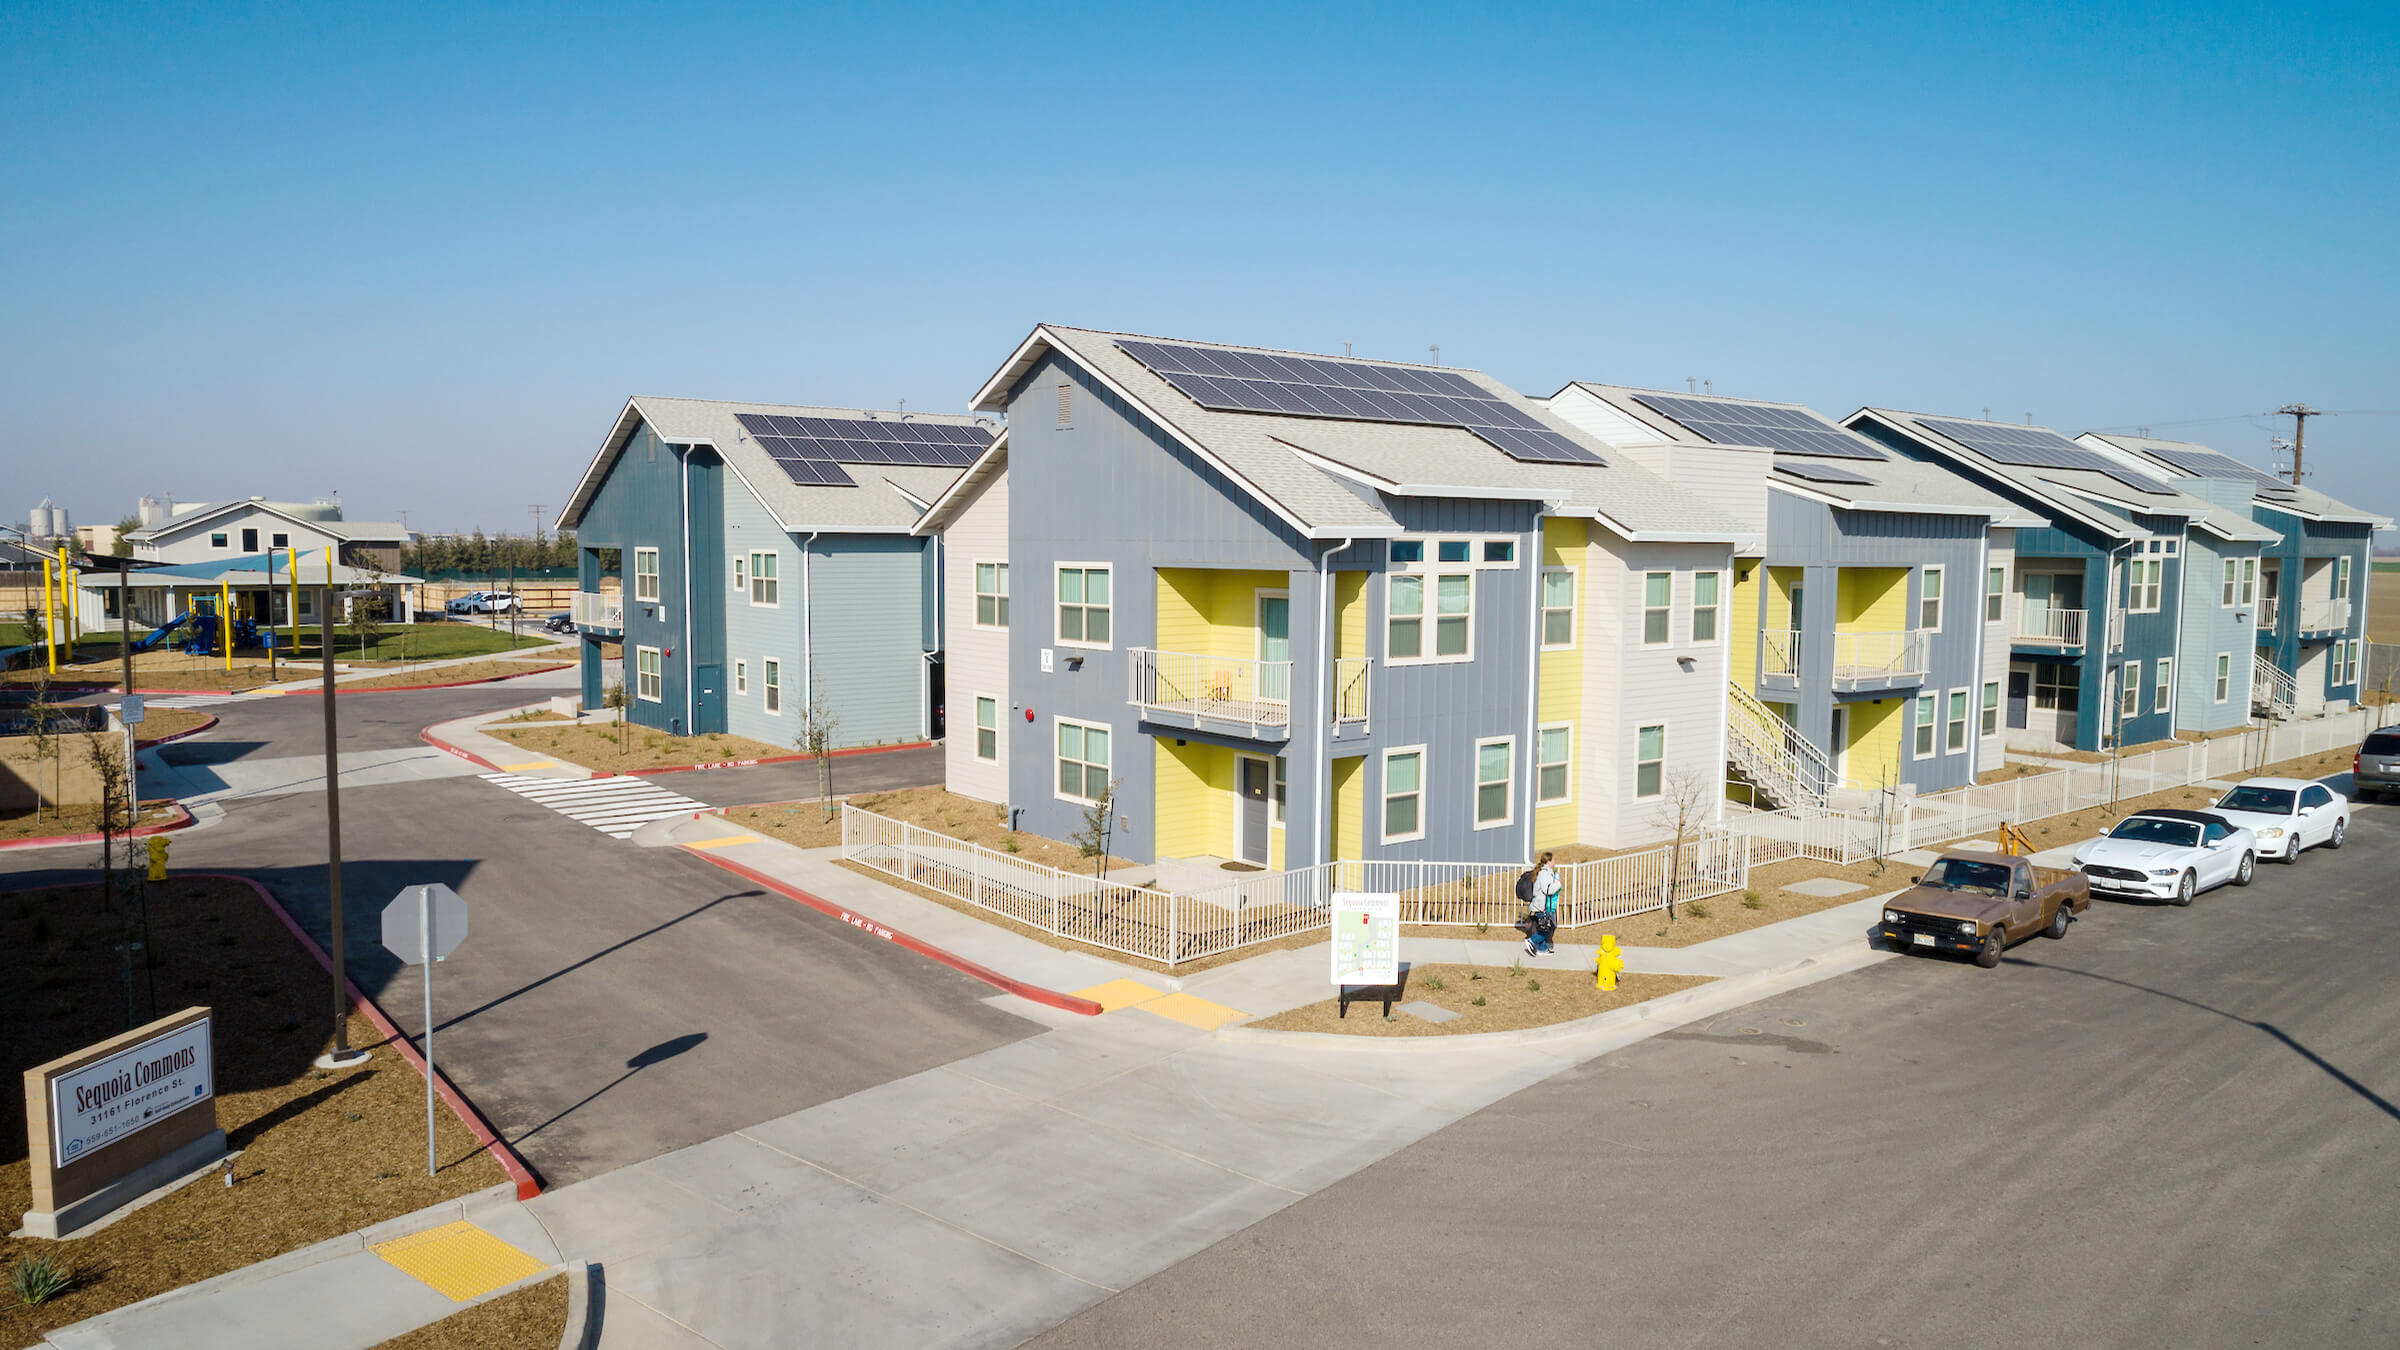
[841,805,1749,967]
[1733,706,2379,865]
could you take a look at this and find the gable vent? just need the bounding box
[1057,381,1073,426]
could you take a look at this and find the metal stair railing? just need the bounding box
[1725,681,1834,810]
[2253,652,2296,720]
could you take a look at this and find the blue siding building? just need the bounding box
[559,396,995,748]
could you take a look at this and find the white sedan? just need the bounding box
[2210,777,2349,863]
[2071,809,2256,905]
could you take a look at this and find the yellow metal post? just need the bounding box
[287,547,301,657]
[1595,934,1625,991]
[41,557,57,673]
[58,547,76,657]
[220,580,231,671]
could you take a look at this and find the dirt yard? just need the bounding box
[729,785,1135,872]
[1251,966,1714,1037]
[132,708,214,745]
[340,659,569,691]
[370,1272,567,1350]
[488,722,797,773]
[0,803,181,844]
[0,878,507,1347]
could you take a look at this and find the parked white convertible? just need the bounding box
[2211,777,2349,864]
[2072,809,2257,905]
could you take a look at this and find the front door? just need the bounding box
[1238,756,1271,865]
[2008,669,2031,729]
[1257,594,1290,705]
[694,663,726,734]
[1828,706,1849,787]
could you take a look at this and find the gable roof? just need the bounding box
[912,431,1007,537]
[125,499,407,545]
[969,325,1746,544]
[559,396,994,535]
[1558,383,2048,528]
[2079,433,2392,529]
[1847,408,2279,544]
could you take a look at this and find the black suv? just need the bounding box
[2355,726,2400,801]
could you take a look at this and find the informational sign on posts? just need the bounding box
[47,1016,212,1167]
[119,694,145,725]
[382,884,469,1176]
[1330,891,1399,986]
[21,1006,223,1239]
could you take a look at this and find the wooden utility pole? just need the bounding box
[2277,404,2322,485]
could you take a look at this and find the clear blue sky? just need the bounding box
[6,2,2395,537]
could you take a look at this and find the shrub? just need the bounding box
[1469,968,1483,980]
[1425,975,1446,991]
[1687,901,1711,919]
[1471,995,1487,1007]
[1004,837,1021,854]
[1509,959,1523,978]
[1741,889,1763,910]
[1527,978,1542,992]
[12,1253,73,1305]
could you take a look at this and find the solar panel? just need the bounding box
[1630,394,1887,460]
[1774,461,1875,485]
[2147,446,2298,495]
[1919,418,2172,492]
[734,413,992,490]
[1114,340,1604,466]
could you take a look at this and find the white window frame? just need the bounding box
[2240,558,2257,606]
[2336,556,2353,601]
[1473,735,1516,831]
[1385,566,1474,665]
[2215,652,2232,703]
[1691,570,1721,644]
[633,547,661,603]
[975,561,1010,629]
[1054,562,1112,650]
[733,555,746,592]
[1635,723,1666,799]
[2121,660,2142,718]
[2129,556,2164,614]
[271,532,289,549]
[975,695,998,762]
[2222,558,2238,607]
[734,660,747,696]
[1536,722,1573,806]
[1981,680,2001,737]
[1539,568,1577,649]
[1913,693,1937,759]
[749,551,779,607]
[1641,571,1672,647]
[762,658,781,714]
[1271,756,1287,827]
[1379,745,1427,844]
[1986,565,2005,623]
[1920,566,1943,631]
[2155,658,2173,719]
[1946,687,1969,754]
[635,645,663,702]
[1054,717,1112,805]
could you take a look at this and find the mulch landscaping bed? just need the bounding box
[489,723,801,774]
[132,707,215,745]
[369,1272,568,1350]
[0,804,181,845]
[0,877,506,1347]
[1251,965,1713,1037]
[729,786,1132,872]
[337,660,570,691]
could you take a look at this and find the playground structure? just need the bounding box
[166,600,272,656]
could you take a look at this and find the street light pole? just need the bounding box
[316,579,368,1069]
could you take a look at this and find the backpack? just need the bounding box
[1515,868,1538,906]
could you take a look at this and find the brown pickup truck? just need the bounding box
[1874,851,2090,968]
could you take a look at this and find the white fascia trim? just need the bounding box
[561,396,648,531]
[911,434,1008,537]
[1277,441,1554,504]
[1774,478,2027,521]
[1855,409,2138,542]
[883,477,934,513]
[1583,507,1744,545]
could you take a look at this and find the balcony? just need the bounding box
[2260,597,2279,632]
[1826,630,1928,691]
[2300,598,2351,635]
[573,591,624,635]
[1333,657,1372,727]
[2015,607,2088,649]
[1129,648,1292,739]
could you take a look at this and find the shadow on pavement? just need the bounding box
[511,1032,709,1148]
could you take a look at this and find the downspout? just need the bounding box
[1315,536,1352,868]
[2169,521,2188,732]
[802,530,822,722]
[925,531,943,741]
[680,447,695,731]
[1713,548,1734,825]
[1522,509,1546,862]
[1971,527,1991,782]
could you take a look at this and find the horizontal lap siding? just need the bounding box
[722,472,799,746]
[944,472,1010,803]
[576,423,691,732]
[811,537,931,748]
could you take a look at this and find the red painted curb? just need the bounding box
[419,725,506,773]
[0,801,195,852]
[184,872,544,1201]
[135,713,218,749]
[690,850,1104,1017]
[627,739,938,776]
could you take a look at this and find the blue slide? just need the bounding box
[127,611,192,654]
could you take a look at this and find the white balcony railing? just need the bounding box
[1827,630,1928,690]
[1333,657,1371,726]
[572,591,624,633]
[1762,630,1801,680]
[2260,597,2280,630]
[2015,607,2088,648]
[1129,648,1292,734]
[2301,598,2351,632]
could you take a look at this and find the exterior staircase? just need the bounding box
[1726,681,1835,811]
[2252,653,2296,721]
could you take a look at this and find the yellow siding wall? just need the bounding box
[1844,698,1905,790]
[1156,571,1210,656]
[1837,567,1907,630]
[1536,518,1586,849]
[1154,738,1236,858]
[1730,560,1761,693]
[1155,568,1288,660]
[1334,571,1367,659]
[1766,566,1801,632]
[1331,755,1365,860]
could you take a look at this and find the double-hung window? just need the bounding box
[1920,567,1943,630]
[1635,724,1665,798]
[734,661,748,696]
[2215,653,2232,703]
[2336,556,2353,602]
[1691,571,1720,643]
[975,696,998,761]
[2129,543,2164,613]
[1387,567,1471,661]
[1381,748,1424,842]
[634,548,661,602]
[1913,694,1937,758]
[2222,559,2239,607]
[2121,661,2142,718]
[2155,658,2173,718]
[734,555,745,592]
[1056,565,1111,647]
[636,646,663,702]
[1056,719,1110,803]
[975,563,1010,628]
[1474,737,1514,829]
[1946,688,1969,753]
[1981,680,2001,737]
[1536,725,1572,804]
[1272,757,1287,827]
[2240,558,2257,606]
[1541,569,1576,648]
[749,551,778,606]
[1389,575,1426,659]
[1986,566,2005,623]
[1642,572,1671,645]
[763,658,781,713]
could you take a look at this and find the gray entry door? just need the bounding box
[694,663,726,735]
[1238,757,1271,865]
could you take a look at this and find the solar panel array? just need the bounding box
[1113,340,1604,466]
[734,413,993,488]
[1774,461,1876,485]
[1630,393,1887,460]
[1917,418,2173,494]
[2146,446,2300,498]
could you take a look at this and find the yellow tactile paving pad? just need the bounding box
[1134,991,1249,1031]
[1074,978,1169,1012]
[497,761,559,772]
[371,1221,550,1302]
[683,834,762,850]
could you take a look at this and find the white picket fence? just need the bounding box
[840,805,1749,967]
[1734,706,2379,865]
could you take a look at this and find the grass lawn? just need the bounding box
[488,722,796,773]
[0,878,506,1347]
[0,622,33,648]
[370,1273,567,1350]
[1250,966,1713,1037]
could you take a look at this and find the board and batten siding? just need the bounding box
[573,421,695,733]
[943,467,1010,803]
[807,536,934,748]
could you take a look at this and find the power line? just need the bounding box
[2276,404,2323,486]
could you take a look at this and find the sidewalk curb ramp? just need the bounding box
[687,849,1106,1017]
[190,871,545,1199]
[0,800,195,853]
[421,723,508,773]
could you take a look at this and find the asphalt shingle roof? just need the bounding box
[2084,433,2390,528]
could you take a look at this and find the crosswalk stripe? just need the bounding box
[478,772,708,838]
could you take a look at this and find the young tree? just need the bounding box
[1649,765,1718,920]
[1072,778,1124,882]
[111,515,140,558]
[797,679,841,821]
[602,681,630,755]
[345,569,390,661]
[86,733,132,917]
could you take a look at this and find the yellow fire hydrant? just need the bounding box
[1595,934,1625,991]
[147,834,170,882]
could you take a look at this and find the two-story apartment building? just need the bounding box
[2081,435,2387,718]
[919,326,1750,871]
[1543,386,2047,804]
[558,396,995,746]
[126,498,411,570]
[1848,411,2278,752]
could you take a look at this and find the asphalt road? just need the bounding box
[1030,799,2400,1349]
[2,684,1037,1188]
[151,681,568,761]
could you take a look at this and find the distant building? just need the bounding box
[75,523,119,557]
[124,497,412,569]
